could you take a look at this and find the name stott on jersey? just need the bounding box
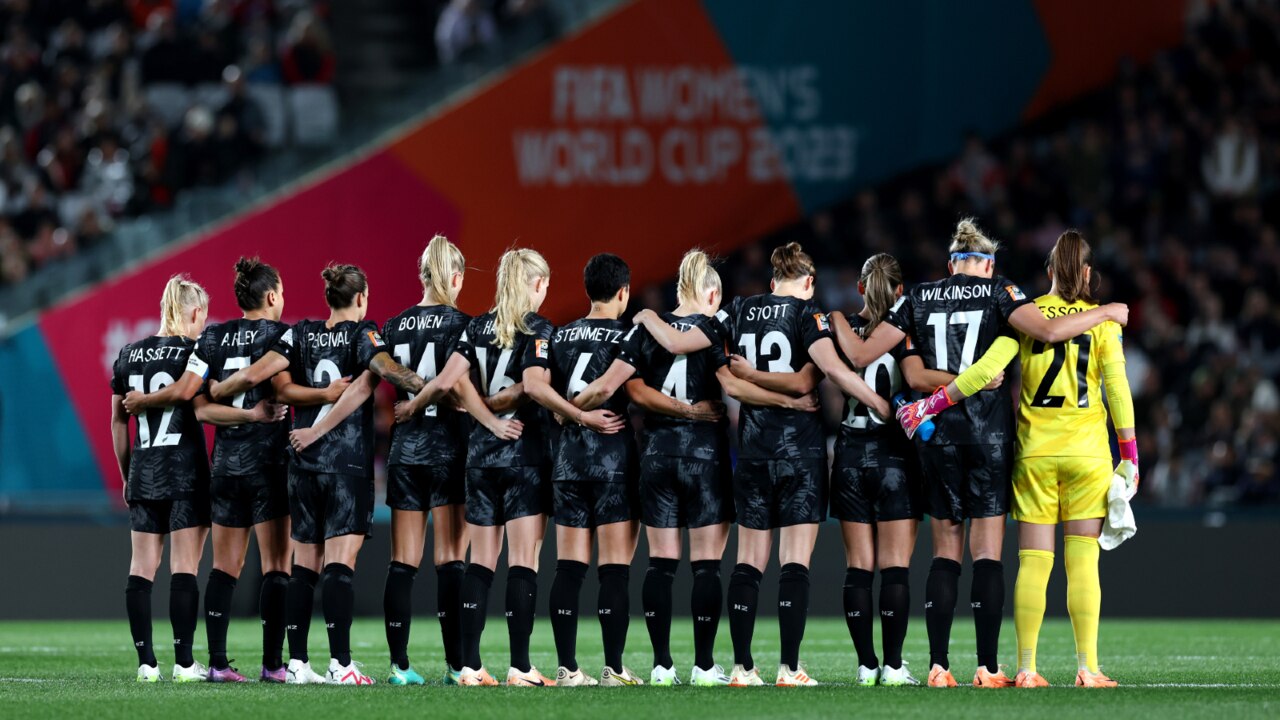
[381,305,471,466]
[111,336,210,501]
[273,319,384,475]
[707,294,833,460]
[187,318,291,476]
[617,313,728,460]
[545,317,633,480]
[454,311,553,468]
[885,274,1032,445]
[839,314,911,441]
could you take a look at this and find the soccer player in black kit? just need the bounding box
[636,243,890,687]
[517,253,643,687]
[111,276,212,683]
[838,220,1127,688]
[124,258,324,683]
[218,264,428,685]
[581,250,818,686]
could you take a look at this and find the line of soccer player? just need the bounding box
[110,218,1136,688]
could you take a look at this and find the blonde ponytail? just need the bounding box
[949,217,1001,259]
[858,253,902,338]
[493,248,550,349]
[676,249,721,307]
[420,234,465,307]
[159,274,209,336]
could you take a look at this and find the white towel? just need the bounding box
[1099,463,1138,550]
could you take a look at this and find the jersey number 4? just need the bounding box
[1030,335,1092,408]
[128,373,180,448]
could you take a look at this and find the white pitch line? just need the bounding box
[0,678,51,683]
[1136,682,1280,688]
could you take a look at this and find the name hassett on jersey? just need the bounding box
[111,336,210,501]
[617,313,727,461]
[453,311,552,469]
[719,294,832,461]
[194,318,292,476]
[277,319,384,476]
[382,305,471,466]
[549,317,634,481]
[885,273,1032,446]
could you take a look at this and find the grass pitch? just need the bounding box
[0,617,1276,719]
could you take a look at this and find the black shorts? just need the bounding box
[918,443,1012,522]
[128,498,210,534]
[553,481,638,529]
[288,468,374,544]
[733,457,828,530]
[830,436,923,524]
[465,465,549,527]
[640,454,734,529]
[211,466,289,528]
[387,459,465,512]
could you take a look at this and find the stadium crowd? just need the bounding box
[689,0,1280,508]
[0,0,336,286]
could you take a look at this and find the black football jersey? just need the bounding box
[617,312,728,460]
[838,314,911,439]
[111,336,210,501]
[382,304,471,466]
[188,318,291,476]
[707,294,833,461]
[548,317,634,481]
[273,319,385,476]
[885,273,1031,445]
[453,311,552,468]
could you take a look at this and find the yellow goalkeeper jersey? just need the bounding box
[1016,295,1125,460]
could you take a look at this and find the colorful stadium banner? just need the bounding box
[0,0,1187,502]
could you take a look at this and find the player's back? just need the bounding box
[197,317,291,476]
[839,314,908,441]
[1016,294,1123,460]
[887,273,1031,446]
[620,312,726,460]
[723,293,828,460]
[457,311,550,468]
[550,316,632,479]
[111,335,209,500]
[382,304,471,466]
[286,318,382,475]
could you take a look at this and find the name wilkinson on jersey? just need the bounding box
[918,283,994,303]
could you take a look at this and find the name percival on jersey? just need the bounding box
[617,312,728,459]
[544,316,634,480]
[885,274,1031,445]
[188,318,292,476]
[704,294,833,459]
[111,336,210,500]
[454,311,553,468]
[381,304,471,466]
[273,319,385,475]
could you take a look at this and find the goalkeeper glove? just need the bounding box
[1115,438,1139,491]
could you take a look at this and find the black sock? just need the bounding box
[506,566,538,673]
[169,573,199,668]
[690,559,722,672]
[926,557,961,670]
[460,564,494,670]
[843,567,877,669]
[436,561,465,672]
[550,560,587,672]
[287,565,319,663]
[643,557,678,669]
[778,563,810,672]
[322,563,355,666]
[727,564,762,670]
[126,575,157,667]
[260,571,289,670]
[971,559,1005,673]
[204,569,237,670]
[597,564,630,672]
[879,567,910,669]
[384,562,417,670]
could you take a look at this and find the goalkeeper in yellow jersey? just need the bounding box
[897,230,1136,688]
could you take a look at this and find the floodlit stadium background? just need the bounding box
[0,0,1276,619]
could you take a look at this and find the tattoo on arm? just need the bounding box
[371,353,425,394]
